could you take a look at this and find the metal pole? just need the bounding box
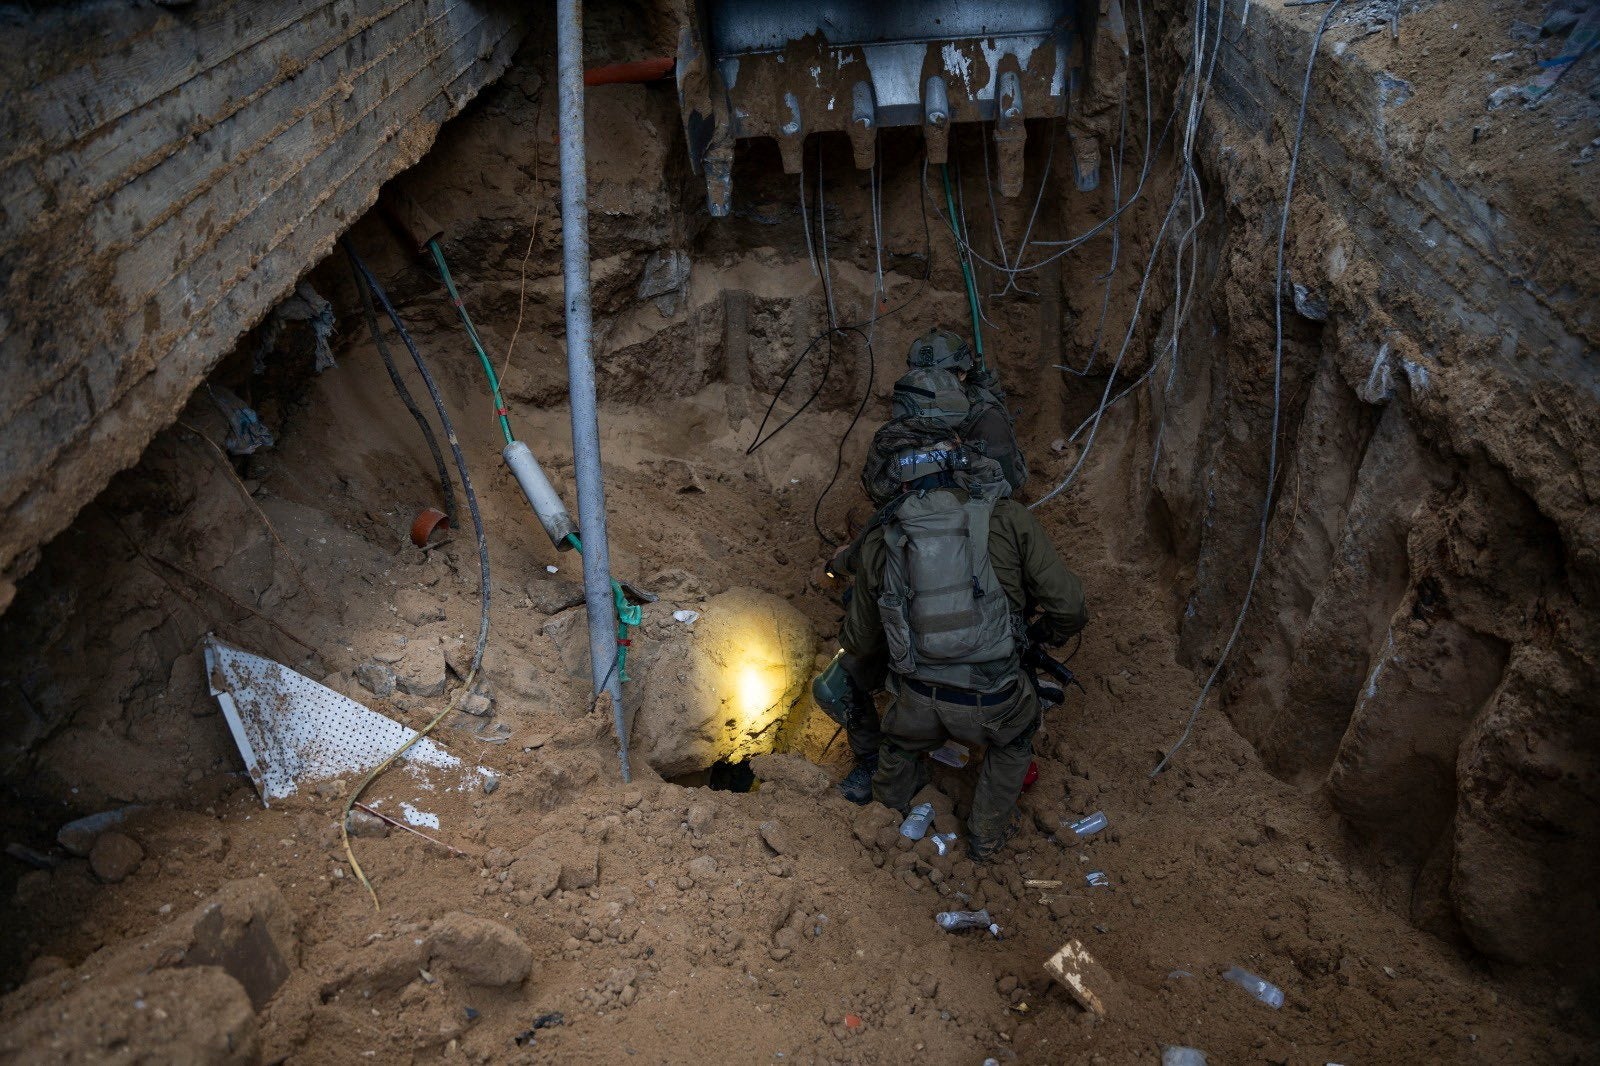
[556,0,629,782]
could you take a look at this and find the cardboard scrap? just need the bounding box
[1043,938,1126,1017]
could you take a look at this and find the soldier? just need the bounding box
[837,438,1086,860]
[904,328,1029,496]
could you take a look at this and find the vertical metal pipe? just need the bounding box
[556,0,629,781]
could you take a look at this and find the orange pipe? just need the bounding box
[584,57,674,86]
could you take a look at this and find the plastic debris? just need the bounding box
[1024,879,1063,890]
[672,609,700,624]
[1086,870,1111,888]
[57,806,145,857]
[1222,966,1285,1009]
[545,565,559,574]
[930,832,959,856]
[207,384,274,455]
[935,909,1001,938]
[1162,1047,1208,1066]
[1065,811,1108,838]
[900,802,935,841]
[203,635,468,805]
[513,1011,566,1047]
[929,740,971,768]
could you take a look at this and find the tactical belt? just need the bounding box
[903,677,1017,707]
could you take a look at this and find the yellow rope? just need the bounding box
[340,665,480,911]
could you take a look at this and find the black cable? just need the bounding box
[747,141,932,457]
[343,241,491,679]
[348,256,459,527]
[809,326,876,546]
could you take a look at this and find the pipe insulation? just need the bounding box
[503,441,578,550]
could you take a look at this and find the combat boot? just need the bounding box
[837,753,878,805]
[967,811,1020,863]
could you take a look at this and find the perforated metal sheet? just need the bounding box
[204,636,460,806]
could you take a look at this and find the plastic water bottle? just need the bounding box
[1162,1048,1208,1066]
[1222,966,1285,1009]
[935,909,1001,938]
[900,802,935,841]
[1065,810,1108,838]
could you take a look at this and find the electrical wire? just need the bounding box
[349,256,458,527]
[1151,0,1346,777]
[340,240,492,910]
[1031,0,1230,509]
[1029,173,1185,510]
[429,240,514,445]
[750,142,932,543]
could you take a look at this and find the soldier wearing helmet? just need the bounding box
[904,329,1029,495]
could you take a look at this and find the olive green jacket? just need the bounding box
[839,493,1088,675]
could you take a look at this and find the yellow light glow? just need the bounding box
[736,662,778,723]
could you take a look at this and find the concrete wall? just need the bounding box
[0,0,528,608]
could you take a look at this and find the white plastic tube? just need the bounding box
[502,441,577,550]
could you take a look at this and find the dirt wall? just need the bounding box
[1113,0,1600,986]
[0,0,528,610]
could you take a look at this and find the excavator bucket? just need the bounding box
[676,0,1123,215]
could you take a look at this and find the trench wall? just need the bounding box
[0,0,528,608]
[1135,3,1598,986]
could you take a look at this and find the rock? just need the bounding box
[749,753,833,797]
[9,879,301,1015]
[686,855,718,882]
[1254,856,1280,877]
[427,912,533,987]
[89,831,144,883]
[484,847,513,870]
[460,690,494,717]
[345,810,389,839]
[528,578,586,616]
[511,851,563,897]
[395,588,446,626]
[759,821,792,856]
[685,801,716,834]
[56,806,143,857]
[628,589,817,776]
[852,803,898,847]
[558,845,600,890]
[394,641,448,698]
[23,955,68,982]
[354,661,397,698]
[0,966,257,1064]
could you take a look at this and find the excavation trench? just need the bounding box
[1,0,1597,1061]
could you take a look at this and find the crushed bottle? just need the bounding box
[1086,870,1110,888]
[1162,1047,1208,1066]
[930,832,959,856]
[935,909,1003,938]
[1222,966,1285,1009]
[1064,810,1108,838]
[900,802,935,841]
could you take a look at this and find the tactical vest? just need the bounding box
[877,486,1016,692]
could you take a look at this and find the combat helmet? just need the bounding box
[906,328,975,374]
[891,367,970,429]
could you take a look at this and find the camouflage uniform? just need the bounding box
[841,494,1086,854]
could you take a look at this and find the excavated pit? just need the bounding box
[0,0,1596,1061]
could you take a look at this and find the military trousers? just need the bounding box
[870,671,1040,844]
